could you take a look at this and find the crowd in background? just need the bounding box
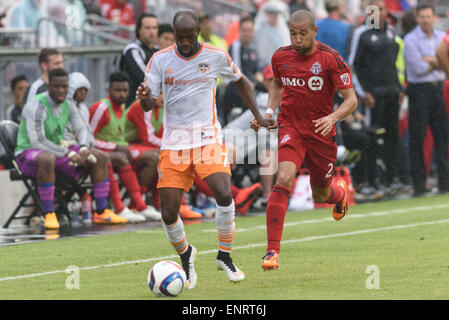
[2,0,449,225]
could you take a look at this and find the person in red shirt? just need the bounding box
[105,0,135,26]
[251,10,358,270]
[90,72,161,222]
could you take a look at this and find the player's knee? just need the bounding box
[36,152,56,170]
[91,149,107,166]
[215,191,233,207]
[160,201,180,225]
[276,170,296,190]
[112,153,129,168]
[145,149,159,166]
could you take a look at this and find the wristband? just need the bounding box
[265,108,274,115]
[79,146,89,153]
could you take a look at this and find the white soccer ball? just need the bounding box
[148,260,187,297]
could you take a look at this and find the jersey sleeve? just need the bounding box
[329,52,353,91]
[216,51,242,84]
[271,51,281,79]
[144,54,162,99]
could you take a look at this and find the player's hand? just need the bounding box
[79,146,91,158]
[313,116,335,136]
[136,83,151,100]
[68,152,86,167]
[251,113,277,131]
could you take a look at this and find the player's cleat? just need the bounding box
[180,245,197,289]
[216,252,245,282]
[136,205,162,221]
[179,204,203,219]
[93,209,128,224]
[44,212,60,229]
[235,183,263,215]
[117,207,146,223]
[261,250,279,270]
[332,180,348,221]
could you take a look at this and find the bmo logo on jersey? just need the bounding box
[281,77,306,87]
[308,76,324,91]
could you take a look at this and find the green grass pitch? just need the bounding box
[1,194,449,300]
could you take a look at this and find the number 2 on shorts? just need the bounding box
[325,162,334,178]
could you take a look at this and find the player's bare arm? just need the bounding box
[137,82,156,112]
[313,87,358,136]
[250,77,282,131]
[436,40,449,77]
[234,74,276,130]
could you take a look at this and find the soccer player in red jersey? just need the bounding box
[251,10,358,270]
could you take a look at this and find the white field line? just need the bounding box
[201,203,449,233]
[1,217,449,283]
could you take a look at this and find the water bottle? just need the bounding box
[81,193,92,225]
[71,200,82,228]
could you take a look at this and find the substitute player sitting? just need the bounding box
[90,72,161,222]
[137,10,275,288]
[251,10,358,270]
[15,68,127,229]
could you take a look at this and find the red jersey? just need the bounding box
[272,41,353,137]
[125,101,163,148]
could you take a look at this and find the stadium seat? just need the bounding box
[0,120,90,228]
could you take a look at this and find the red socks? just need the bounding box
[108,162,125,213]
[326,182,345,204]
[118,165,147,212]
[266,185,290,254]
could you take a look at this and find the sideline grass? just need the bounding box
[1,195,449,299]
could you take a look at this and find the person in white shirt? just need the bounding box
[137,10,275,289]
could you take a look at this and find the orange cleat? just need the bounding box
[261,250,279,270]
[179,204,203,220]
[235,183,263,215]
[44,212,60,229]
[332,180,348,221]
[93,209,128,224]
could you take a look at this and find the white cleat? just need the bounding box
[136,205,162,221]
[216,258,245,282]
[117,207,146,223]
[181,245,197,289]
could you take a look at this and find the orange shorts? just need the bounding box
[157,143,231,192]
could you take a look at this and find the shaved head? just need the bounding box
[173,10,200,30]
[289,9,316,29]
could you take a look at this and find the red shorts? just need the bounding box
[277,123,337,189]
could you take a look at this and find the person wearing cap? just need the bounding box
[224,64,277,207]
[254,0,290,70]
[316,0,352,62]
